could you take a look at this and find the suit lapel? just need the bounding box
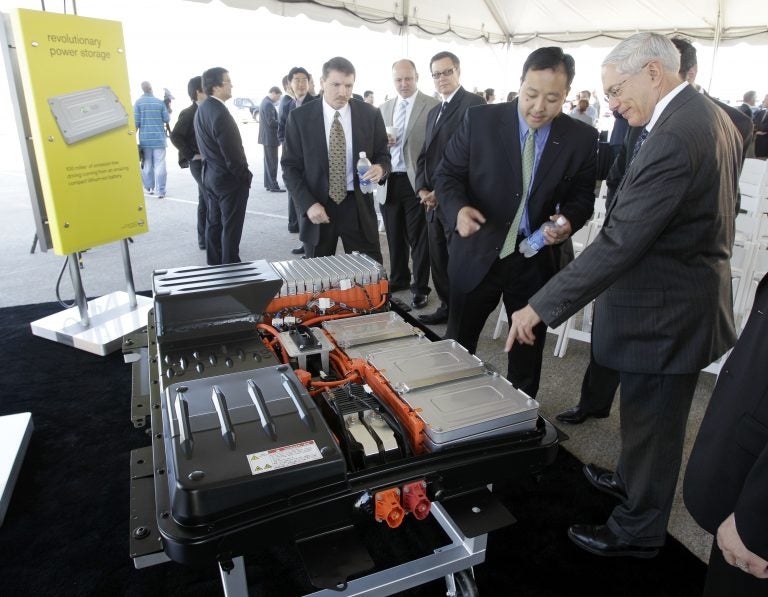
[404,94,425,142]
[529,114,566,198]
[349,100,364,162]
[497,102,523,194]
[381,99,394,126]
[310,100,329,172]
[432,86,465,136]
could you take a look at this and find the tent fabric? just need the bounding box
[187,0,768,46]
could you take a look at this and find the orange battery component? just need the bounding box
[374,487,405,528]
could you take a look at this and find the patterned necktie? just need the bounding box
[392,100,408,170]
[435,101,448,124]
[329,111,347,204]
[500,130,537,259]
[630,128,649,163]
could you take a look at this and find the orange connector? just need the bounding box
[374,487,405,528]
[402,481,431,520]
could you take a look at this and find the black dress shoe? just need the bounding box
[418,309,448,325]
[270,187,286,193]
[288,227,299,233]
[555,405,611,424]
[567,524,659,558]
[583,464,627,501]
[411,294,429,309]
[291,246,305,255]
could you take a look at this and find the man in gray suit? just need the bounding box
[379,59,439,309]
[507,33,742,557]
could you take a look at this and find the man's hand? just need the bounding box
[542,215,572,244]
[307,202,330,225]
[418,189,437,210]
[456,206,486,237]
[505,305,541,350]
[716,513,768,579]
[361,164,385,184]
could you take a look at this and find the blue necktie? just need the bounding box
[435,101,448,124]
[630,128,649,163]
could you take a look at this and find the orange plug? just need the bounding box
[402,481,431,520]
[374,487,405,528]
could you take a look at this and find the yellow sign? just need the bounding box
[11,9,148,255]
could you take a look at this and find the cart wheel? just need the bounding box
[454,569,479,597]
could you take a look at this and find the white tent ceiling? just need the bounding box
[188,0,768,46]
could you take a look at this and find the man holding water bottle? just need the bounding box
[282,56,390,262]
[436,47,597,399]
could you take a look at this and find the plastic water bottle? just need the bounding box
[356,152,375,195]
[520,215,567,258]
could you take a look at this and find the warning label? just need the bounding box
[247,440,323,476]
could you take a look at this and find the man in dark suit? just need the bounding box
[684,273,768,595]
[556,34,754,426]
[258,86,284,192]
[754,94,768,159]
[414,51,485,325]
[379,59,439,309]
[437,47,597,399]
[739,90,756,118]
[170,75,207,250]
[281,56,390,263]
[279,66,320,253]
[507,33,742,557]
[194,67,253,266]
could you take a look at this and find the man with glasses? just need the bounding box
[437,47,597,400]
[279,67,320,254]
[507,33,741,558]
[414,51,485,325]
[194,67,253,266]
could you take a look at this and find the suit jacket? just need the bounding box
[415,86,485,193]
[754,108,768,158]
[379,91,439,192]
[608,94,753,208]
[529,84,741,374]
[278,94,319,144]
[258,96,279,146]
[194,97,252,193]
[281,98,391,248]
[437,100,598,294]
[169,101,198,168]
[684,273,768,560]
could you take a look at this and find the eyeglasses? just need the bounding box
[604,62,650,102]
[431,68,455,80]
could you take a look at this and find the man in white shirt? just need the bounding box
[379,60,439,309]
[281,57,390,263]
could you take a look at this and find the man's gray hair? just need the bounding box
[602,32,680,75]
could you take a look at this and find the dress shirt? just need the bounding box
[322,99,354,191]
[516,109,552,236]
[390,95,414,172]
[646,81,688,132]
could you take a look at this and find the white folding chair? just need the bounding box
[739,244,768,328]
[739,158,768,201]
[730,242,756,327]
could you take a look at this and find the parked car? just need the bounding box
[230,97,259,123]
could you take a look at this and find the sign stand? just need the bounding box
[30,239,152,356]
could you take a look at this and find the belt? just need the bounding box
[389,171,408,177]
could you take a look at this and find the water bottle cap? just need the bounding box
[555,215,567,227]
[359,151,367,158]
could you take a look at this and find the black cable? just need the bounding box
[55,257,75,309]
